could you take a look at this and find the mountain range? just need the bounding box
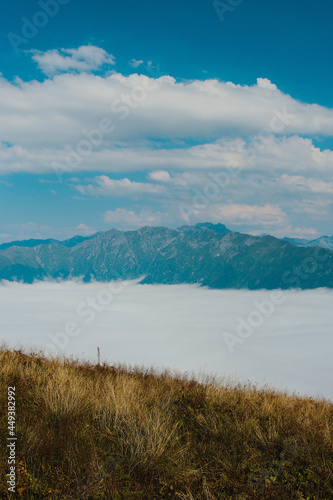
[281,235,333,251]
[1,223,332,289]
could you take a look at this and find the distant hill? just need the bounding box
[0,234,98,251]
[282,235,333,251]
[0,238,59,251]
[1,224,333,289]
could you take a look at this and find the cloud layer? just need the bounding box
[31,46,116,75]
[1,47,333,157]
[1,281,332,401]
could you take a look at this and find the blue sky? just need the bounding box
[0,0,333,242]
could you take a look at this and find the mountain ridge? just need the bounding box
[1,223,332,289]
[282,235,333,251]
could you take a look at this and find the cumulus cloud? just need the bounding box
[148,171,172,182]
[31,45,116,75]
[1,67,333,154]
[256,77,278,90]
[0,281,332,400]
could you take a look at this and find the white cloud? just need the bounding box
[213,203,286,224]
[148,171,171,182]
[101,202,292,236]
[183,203,287,232]
[2,49,333,236]
[280,174,333,194]
[129,59,144,68]
[256,77,278,90]
[1,136,332,177]
[0,281,332,400]
[1,67,333,155]
[291,199,331,217]
[31,45,116,75]
[104,208,166,228]
[75,175,164,197]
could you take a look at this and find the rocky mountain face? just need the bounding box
[1,223,333,289]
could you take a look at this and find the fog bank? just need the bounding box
[1,280,332,400]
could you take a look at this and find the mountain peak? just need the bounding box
[179,222,231,234]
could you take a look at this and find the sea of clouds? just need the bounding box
[1,280,332,400]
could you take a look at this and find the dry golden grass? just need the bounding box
[0,348,332,499]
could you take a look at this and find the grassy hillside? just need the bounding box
[0,349,332,499]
